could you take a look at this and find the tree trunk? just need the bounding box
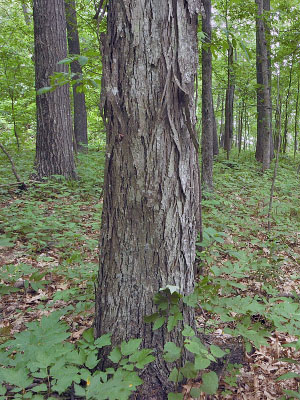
[238,100,244,155]
[65,0,88,153]
[212,96,219,156]
[95,0,201,398]
[282,54,294,153]
[220,93,225,147]
[21,0,31,25]
[255,0,271,171]
[33,0,76,179]
[294,74,300,158]
[201,0,213,190]
[224,44,235,159]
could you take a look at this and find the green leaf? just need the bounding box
[182,325,195,337]
[153,316,166,330]
[180,362,197,379]
[94,333,111,349]
[85,351,98,369]
[200,371,218,395]
[128,349,155,368]
[0,236,15,247]
[194,355,211,370]
[190,388,201,398]
[184,341,201,354]
[37,86,52,95]
[57,57,73,65]
[78,55,88,66]
[144,313,159,323]
[82,328,94,343]
[168,393,184,400]
[168,368,183,383]
[167,312,183,332]
[283,390,300,399]
[163,342,181,362]
[121,338,142,356]
[108,347,122,364]
[32,383,47,393]
[276,372,300,381]
[210,344,226,358]
[74,384,86,397]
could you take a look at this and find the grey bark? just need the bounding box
[21,0,31,25]
[212,96,219,156]
[294,74,299,158]
[282,55,294,153]
[33,0,76,179]
[201,0,214,189]
[224,44,235,159]
[95,0,201,397]
[255,0,271,170]
[65,0,88,153]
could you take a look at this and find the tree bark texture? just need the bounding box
[212,96,219,156]
[255,0,271,170]
[224,44,235,158]
[33,0,76,180]
[201,0,213,189]
[294,74,299,157]
[95,0,201,397]
[282,55,294,153]
[65,0,88,153]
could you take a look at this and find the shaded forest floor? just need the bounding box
[0,147,300,399]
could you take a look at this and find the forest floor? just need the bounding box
[0,148,300,399]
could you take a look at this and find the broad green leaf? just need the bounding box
[121,338,142,356]
[194,355,211,370]
[129,349,155,368]
[210,344,226,358]
[200,371,218,395]
[182,325,195,337]
[163,342,181,362]
[180,362,197,379]
[94,333,111,349]
[108,347,122,364]
[82,328,94,343]
[168,393,184,400]
[85,351,98,369]
[32,383,47,393]
[190,387,201,398]
[184,341,201,354]
[167,312,183,332]
[153,316,166,330]
[168,368,183,383]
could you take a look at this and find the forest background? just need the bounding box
[0,0,300,399]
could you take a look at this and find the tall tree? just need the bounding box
[255,0,271,170]
[224,43,235,158]
[33,0,76,179]
[95,0,201,397]
[202,0,214,189]
[65,0,88,153]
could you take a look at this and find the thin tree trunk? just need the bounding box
[21,0,31,25]
[212,96,219,156]
[224,43,235,159]
[201,0,213,189]
[95,1,201,398]
[255,0,271,171]
[220,93,225,147]
[294,75,300,158]
[282,54,294,153]
[238,100,244,155]
[65,0,88,153]
[33,0,76,179]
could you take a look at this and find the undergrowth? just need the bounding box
[0,148,300,399]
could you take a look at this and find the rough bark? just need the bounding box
[255,0,271,170]
[65,0,88,153]
[95,0,201,398]
[33,0,76,179]
[201,0,213,189]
